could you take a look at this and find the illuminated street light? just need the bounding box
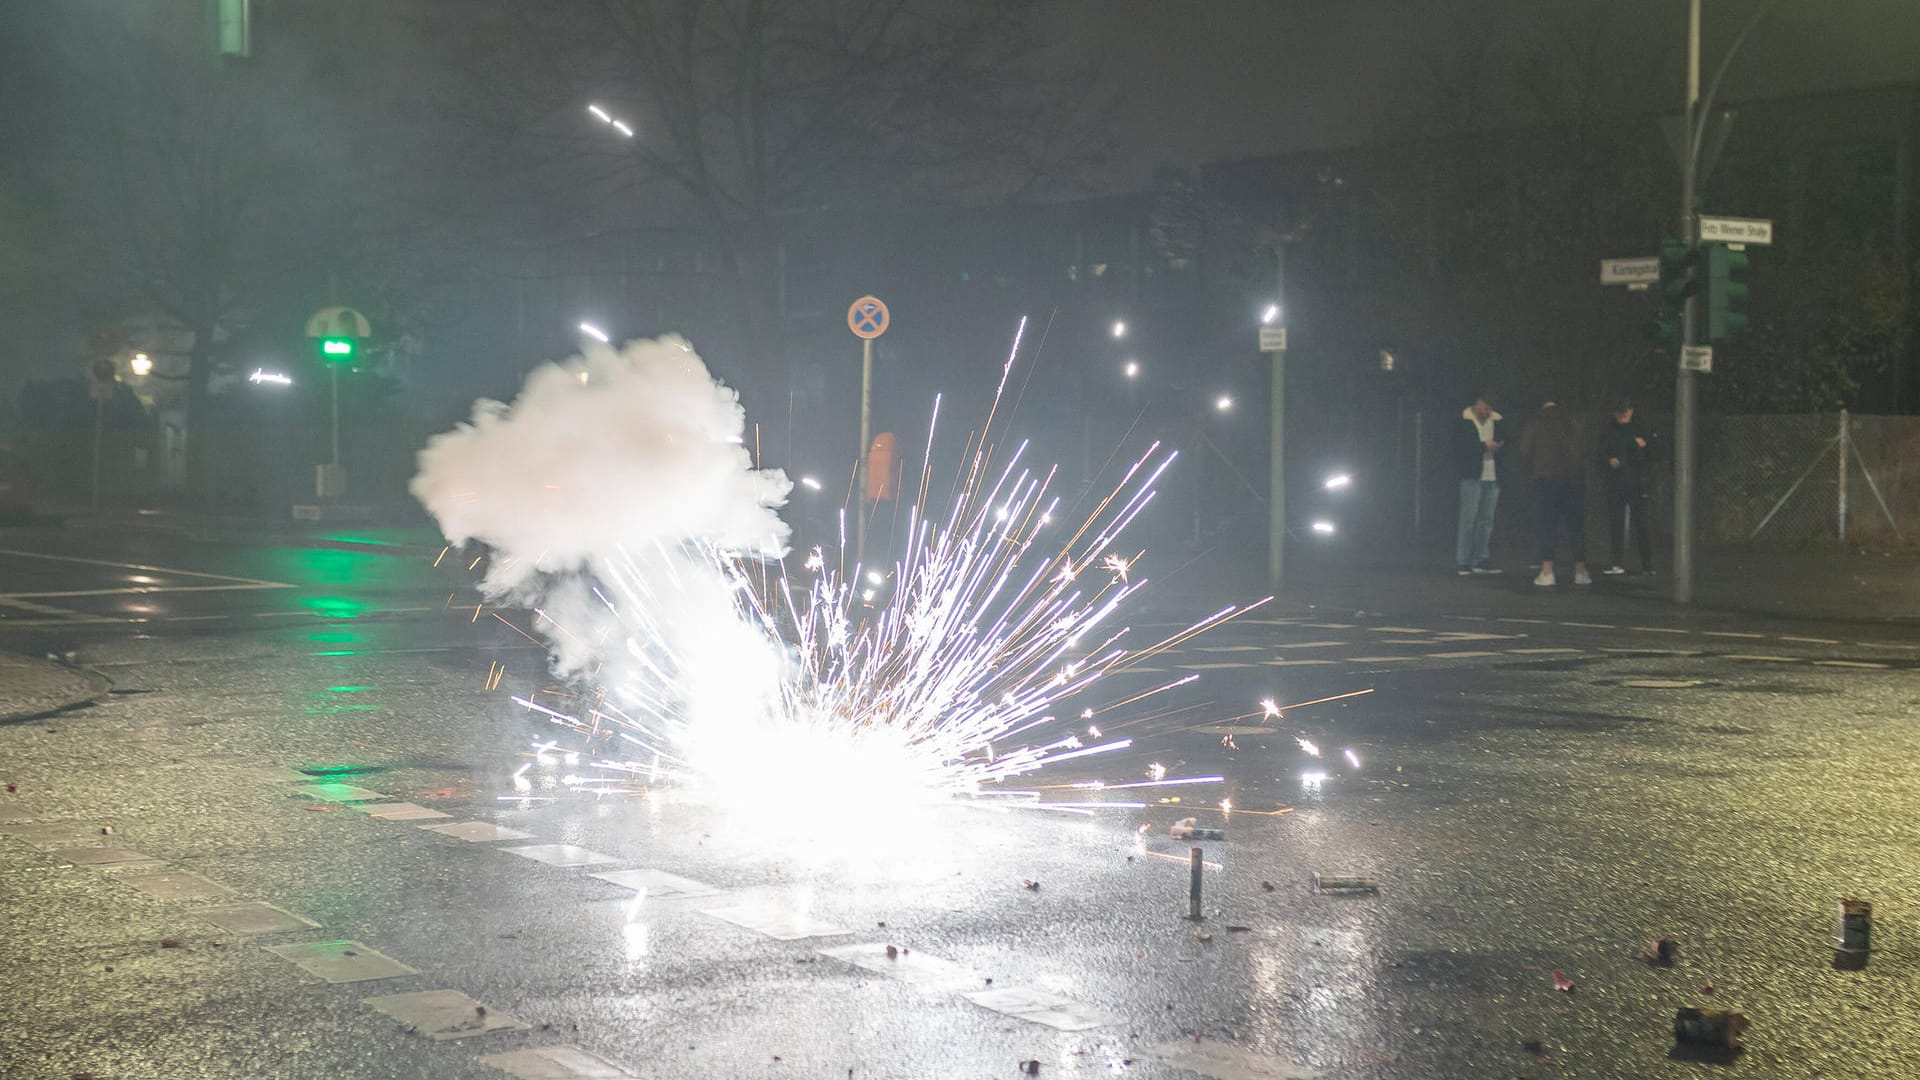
[586,103,635,138]
[1123,359,1140,379]
[1110,320,1127,340]
[1310,519,1336,535]
[865,570,884,586]
[1261,303,1281,325]
[1324,473,1352,490]
[129,352,153,376]
[799,475,823,491]
[1214,394,1234,412]
[579,322,610,343]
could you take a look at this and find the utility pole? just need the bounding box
[1672,0,1701,603]
[1671,0,1790,604]
[1267,245,1286,592]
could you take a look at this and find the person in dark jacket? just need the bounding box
[1452,395,1505,575]
[1595,399,1655,575]
[1518,401,1591,587]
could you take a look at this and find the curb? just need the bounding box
[0,653,115,725]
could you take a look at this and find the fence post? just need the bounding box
[1837,409,1849,545]
[1411,410,1424,538]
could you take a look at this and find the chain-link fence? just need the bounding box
[1402,410,1919,556]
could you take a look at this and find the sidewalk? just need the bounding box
[1159,547,1920,628]
[0,653,112,724]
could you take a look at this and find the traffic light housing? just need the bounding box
[1703,243,1751,340]
[1644,236,1696,348]
[317,337,356,365]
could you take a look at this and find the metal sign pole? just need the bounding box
[1672,0,1701,604]
[91,397,106,512]
[1267,245,1286,593]
[857,336,872,566]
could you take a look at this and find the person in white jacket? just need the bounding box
[1453,396,1505,575]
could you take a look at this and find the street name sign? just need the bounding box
[1680,345,1713,374]
[1698,216,1773,246]
[1600,256,1659,286]
[1258,325,1288,352]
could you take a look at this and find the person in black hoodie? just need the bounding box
[1452,395,1505,575]
[1519,400,1591,587]
[1595,399,1655,574]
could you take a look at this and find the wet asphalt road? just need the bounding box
[2,523,1919,1079]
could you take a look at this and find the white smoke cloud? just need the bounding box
[411,335,792,599]
[412,335,792,714]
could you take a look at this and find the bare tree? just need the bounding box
[439,0,1107,398]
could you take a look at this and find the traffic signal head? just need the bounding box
[317,337,356,364]
[1704,243,1751,340]
[1658,236,1698,305]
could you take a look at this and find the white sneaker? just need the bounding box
[1574,568,1593,586]
[1533,570,1555,587]
[1471,566,1503,575]
[1601,565,1627,575]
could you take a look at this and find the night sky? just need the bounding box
[1078,0,1920,172]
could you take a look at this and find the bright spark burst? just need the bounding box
[498,325,1269,819]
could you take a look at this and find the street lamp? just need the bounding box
[1214,394,1234,412]
[129,352,153,376]
[1123,359,1140,379]
[586,103,635,138]
[579,322,610,343]
[799,475,823,491]
[1261,303,1281,325]
[1110,319,1128,340]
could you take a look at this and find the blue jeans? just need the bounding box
[1455,479,1499,568]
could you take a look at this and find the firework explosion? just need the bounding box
[414,330,1274,818]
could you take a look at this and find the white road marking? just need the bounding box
[419,822,532,842]
[0,583,289,599]
[590,868,721,899]
[1599,647,1701,655]
[963,986,1118,1031]
[358,803,452,821]
[1777,636,1840,645]
[1344,656,1421,663]
[1301,622,1356,629]
[197,901,320,935]
[1723,654,1802,663]
[297,782,390,803]
[1629,626,1691,635]
[502,843,618,868]
[1263,659,1337,667]
[478,1044,642,1079]
[1426,650,1498,659]
[1506,648,1582,655]
[1368,626,1431,634]
[1702,631,1766,639]
[1815,660,1890,669]
[1181,662,1258,671]
[1277,640,1347,649]
[819,942,986,994]
[266,940,417,983]
[363,989,530,1040]
[0,547,291,587]
[1559,621,1616,629]
[700,900,849,941]
[1496,618,1550,625]
[121,870,235,902]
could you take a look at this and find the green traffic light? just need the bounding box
[1704,243,1752,341]
[318,337,356,365]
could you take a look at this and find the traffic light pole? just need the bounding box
[1671,0,1787,605]
[1672,0,1701,604]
